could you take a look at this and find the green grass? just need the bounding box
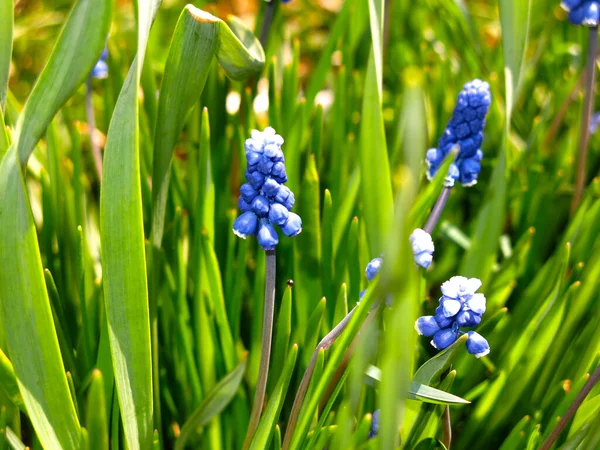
[1,0,600,449]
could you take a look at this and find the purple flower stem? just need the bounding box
[539,364,600,450]
[243,249,277,449]
[282,306,358,450]
[85,77,103,182]
[442,406,452,449]
[259,0,277,50]
[423,186,453,235]
[572,26,598,214]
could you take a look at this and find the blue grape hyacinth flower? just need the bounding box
[426,79,491,187]
[369,409,380,439]
[410,228,434,268]
[365,257,383,281]
[415,276,490,358]
[233,127,302,250]
[561,0,600,26]
[590,112,600,134]
[91,47,109,79]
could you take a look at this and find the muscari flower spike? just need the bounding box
[410,228,434,268]
[561,0,600,27]
[233,127,302,250]
[91,47,109,79]
[415,276,490,358]
[426,79,491,187]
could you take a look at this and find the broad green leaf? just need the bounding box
[377,165,420,449]
[412,335,469,386]
[150,6,218,247]
[357,0,393,256]
[175,358,247,450]
[217,15,265,80]
[249,345,298,450]
[100,0,161,448]
[499,0,532,116]
[86,370,108,450]
[0,2,112,445]
[0,149,81,449]
[365,366,469,405]
[358,53,393,255]
[151,7,264,248]
[0,0,12,112]
[0,349,24,413]
[14,0,113,164]
[408,382,470,405]
[404,370,457,448]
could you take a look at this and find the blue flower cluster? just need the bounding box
[410,228,434,268]
[426,79,491,187]
[233,127,302,250]
[561,0,600,26]
[91,47,109,79]
[415,276,490,358]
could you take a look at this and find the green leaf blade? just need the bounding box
[0,0,12,112]
[99,1,160,448]
[15,0,113,163]
[0,150,82,449]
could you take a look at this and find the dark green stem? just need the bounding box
[259,1,277,49]
[423,186,452,235]
[571,26,598,214]
[243,249,276,449]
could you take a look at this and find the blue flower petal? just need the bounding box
[432,328,459,350]
[466,331,490,358]
[365,257,383,281]
[233,211,258,238]
[415,316,442,337]
[268,203,289,226]
[281,212,302,237]
[257,221,279,250]
[456,310,482,328]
